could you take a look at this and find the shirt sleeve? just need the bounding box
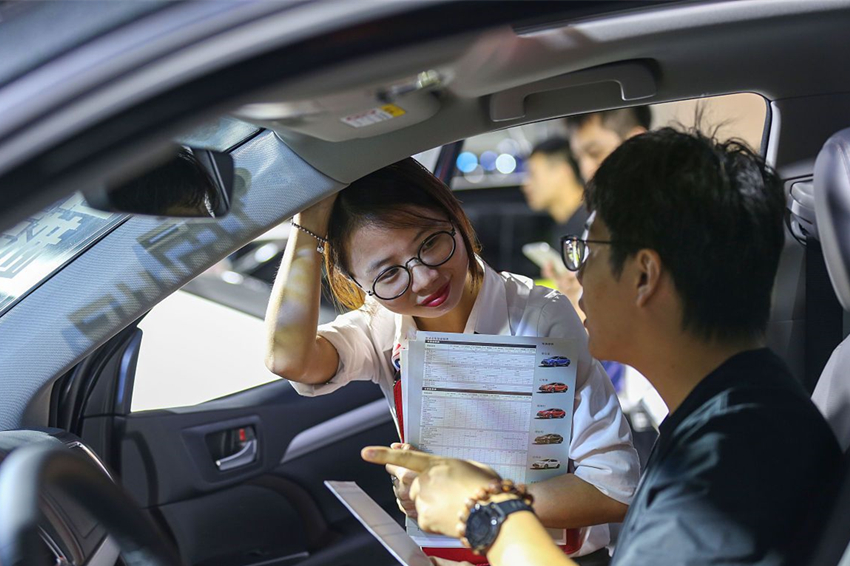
[538,293,641,505]
[287,307,383,397]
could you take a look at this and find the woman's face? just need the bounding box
[345,219,470,318]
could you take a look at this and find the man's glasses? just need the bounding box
[355,227,457,300]
[560,235,618,272]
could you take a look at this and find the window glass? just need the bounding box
[412,147,442,173]
[452,93,766,190]
[0,193,126,316]
[132,290,279,412]
[451,93,768,277]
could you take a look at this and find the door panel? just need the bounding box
[116,380,393,505]
[68,328,402,566]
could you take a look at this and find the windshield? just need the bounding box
[0,193,126,316]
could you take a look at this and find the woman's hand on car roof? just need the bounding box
[298,192,339,236]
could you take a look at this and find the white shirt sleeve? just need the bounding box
[287,307,383,397]
[538,293,640,505]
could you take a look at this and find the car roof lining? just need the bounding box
[253,0,850,182]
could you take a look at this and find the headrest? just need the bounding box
[787,180,817,242]
[814,127,850,311]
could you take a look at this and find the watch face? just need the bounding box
[466,505,498,550]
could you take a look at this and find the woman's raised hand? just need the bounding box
[296,193,338,235]
[362,446,501,537]
[264,191,341,384]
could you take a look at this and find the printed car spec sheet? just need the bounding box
[401,332,577,547]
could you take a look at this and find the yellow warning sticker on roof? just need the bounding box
[341,104,406,128]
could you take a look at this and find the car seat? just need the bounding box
[811,128,850,450]
[801,127,850,565]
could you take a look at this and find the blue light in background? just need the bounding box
[456,152,478,174]
[480,151,498,172]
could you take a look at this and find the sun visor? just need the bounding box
[234,71,444,142]
[814,127,850,311]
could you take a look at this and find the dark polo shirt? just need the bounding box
[611,348,840,566]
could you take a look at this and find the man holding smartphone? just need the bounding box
[521,136,587,315]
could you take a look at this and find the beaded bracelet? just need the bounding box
[456,479,535,542]
[292,221,329,254]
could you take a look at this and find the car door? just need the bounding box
[50,136,465,566]
[52,301,402,566]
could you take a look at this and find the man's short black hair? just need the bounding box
[585,127,785,342]
[565,106,652,138]
[529,136,583,185]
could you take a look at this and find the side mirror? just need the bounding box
[85,147,235,218]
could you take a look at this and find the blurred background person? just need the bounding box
[530,109,652,312]
[564,107,663,465]
[566,106,652,182]
[522,137,587,316]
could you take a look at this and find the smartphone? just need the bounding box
[522,242,568,275]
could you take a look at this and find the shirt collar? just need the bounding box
[392,258,510,348]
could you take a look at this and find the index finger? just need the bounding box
[361,446,437,472]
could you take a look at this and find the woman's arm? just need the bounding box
[528,473,628,528]
[264,196,340,384]
[361,447,576,566]
[536,294,641,523]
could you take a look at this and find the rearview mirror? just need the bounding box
[85,147,235,218]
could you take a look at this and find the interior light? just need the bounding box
[254,243,280,263]
[222,271,244,285]
[496,154,517,174]
[480,151,498,172]
[457,152,478,174]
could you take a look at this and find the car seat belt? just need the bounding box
[805,236,844,394]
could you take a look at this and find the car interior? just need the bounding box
[2,1,850,566]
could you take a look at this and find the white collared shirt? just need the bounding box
[292,261,640,555]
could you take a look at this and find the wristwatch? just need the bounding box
[463,498,534,554]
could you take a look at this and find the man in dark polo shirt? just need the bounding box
[578,128,842,565]
[364,127,841,566]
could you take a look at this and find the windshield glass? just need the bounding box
[0,193,126,316]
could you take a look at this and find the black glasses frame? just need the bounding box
[559,235,624,272]
[354,227,457,300]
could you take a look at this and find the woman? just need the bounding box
[264,157,638,560]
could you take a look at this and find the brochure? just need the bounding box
[401,331,578,547]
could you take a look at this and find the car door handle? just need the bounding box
[215,438,257,471]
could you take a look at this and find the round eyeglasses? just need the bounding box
[355,227,457,300]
